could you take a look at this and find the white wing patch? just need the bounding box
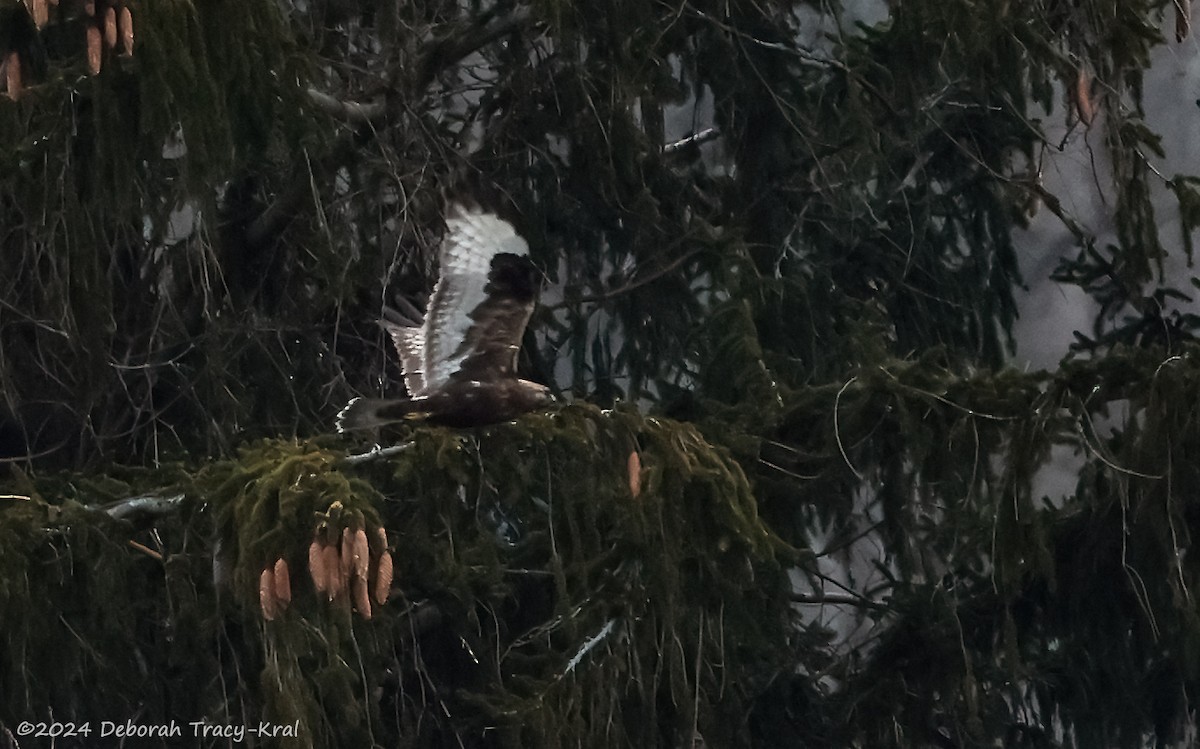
[422,205,529,390]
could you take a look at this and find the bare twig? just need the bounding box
[562,618,616,676]
[126,539,164,561]
[340,442,414,465]
[834,376,864,480]
[791,591,885,610]
[99,494,185,521]
[661,127,720,155]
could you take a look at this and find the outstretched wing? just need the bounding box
[421,204,532,389]
[381,320,427,397]
[450,252,538,383]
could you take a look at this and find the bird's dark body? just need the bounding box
[340,378,550,430]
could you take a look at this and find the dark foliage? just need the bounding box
[4,0,1200,746]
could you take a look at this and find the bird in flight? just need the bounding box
[337,204,554,431]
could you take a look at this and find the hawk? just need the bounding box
[337,204,554,431]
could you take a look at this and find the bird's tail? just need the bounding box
[336,397,413,432]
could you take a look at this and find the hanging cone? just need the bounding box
[308,538,328,594]
[31,0,49,28]
[351,574,373,620]
[373,551,393,605]
[3,52,21,100]
[352,528,370,581]
[340,527,355,583]
[1072,66,1095,127]
[104,7,117,48]
[87,25,102,75]
[259,567,279,621]
[323,543,343,601]
[273,558,292,607]
[119,6,134,56]
[372,526,388,555]
[627,450,642,498]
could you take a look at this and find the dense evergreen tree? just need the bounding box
[3,0,1200,746]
